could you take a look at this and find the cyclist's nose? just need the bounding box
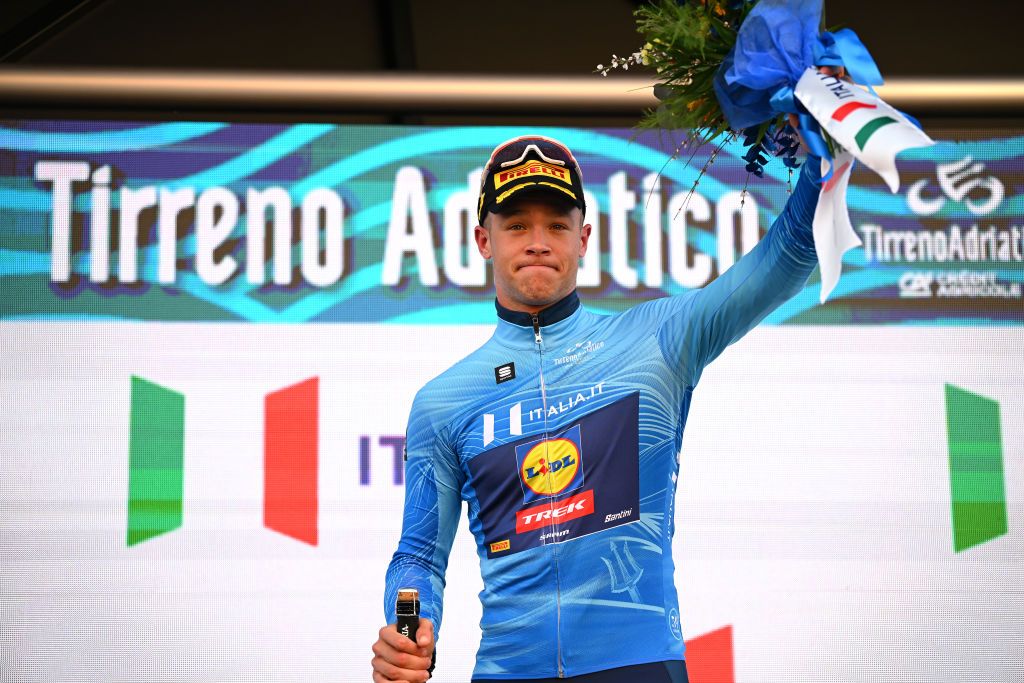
[524,226,553,256]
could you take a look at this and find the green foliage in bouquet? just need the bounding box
[600,0,850,187]
[640,2,747,133]
[638,0,764,146]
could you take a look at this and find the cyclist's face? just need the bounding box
[475,196,591,314]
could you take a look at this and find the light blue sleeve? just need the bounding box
[383,385,465,639]
[656,157,822,387]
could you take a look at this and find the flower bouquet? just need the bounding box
[602,0,935,301]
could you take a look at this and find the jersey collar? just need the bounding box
[494,290,580,328]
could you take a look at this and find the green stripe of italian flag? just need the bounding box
[794,67,934,192]
[830,101,898,150]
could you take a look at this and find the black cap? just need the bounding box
[477,135,586,225]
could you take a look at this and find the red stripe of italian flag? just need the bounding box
[831,102,897,150]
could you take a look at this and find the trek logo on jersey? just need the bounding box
[493,160,570,189]
[515,424,585,504]
[468,393,641,558]
[516,490,595,533]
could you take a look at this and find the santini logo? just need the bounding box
[604,508,633,523]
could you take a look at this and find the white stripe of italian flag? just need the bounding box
[794,68,935,301]
[795,67,934,191]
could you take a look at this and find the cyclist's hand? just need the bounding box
[371,619,435,682]
[787,65,846,149]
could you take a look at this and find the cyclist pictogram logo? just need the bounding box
[907,156,1004,216]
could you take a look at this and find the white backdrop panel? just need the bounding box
[1,323,1021,682]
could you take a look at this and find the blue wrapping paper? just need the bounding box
[713,0,883,131]
[702,0,933,302]
[714,0,822,129]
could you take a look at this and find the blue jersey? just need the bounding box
[385,160,822,679]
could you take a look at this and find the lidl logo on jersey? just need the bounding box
[468,392,641,558]
[515,424,585,504]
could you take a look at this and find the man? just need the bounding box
[372,134,822,682]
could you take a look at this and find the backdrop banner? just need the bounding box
[2,121,1022,324]
[1,120,1021,682]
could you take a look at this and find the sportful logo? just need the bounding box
[494,362,515,384]
[126,375,319,547]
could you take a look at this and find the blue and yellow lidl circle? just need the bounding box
[515,424,585,503]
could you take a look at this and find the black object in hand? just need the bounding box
[396,588,419,643]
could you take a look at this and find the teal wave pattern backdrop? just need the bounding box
[2,120,1022,324]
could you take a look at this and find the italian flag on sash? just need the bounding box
[794,68,936,301]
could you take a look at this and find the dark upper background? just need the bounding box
[1,0,1020,125]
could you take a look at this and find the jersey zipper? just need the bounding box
[532,313,565,678]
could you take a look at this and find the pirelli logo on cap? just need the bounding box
[494,160,570,189]
[489,539,511,553]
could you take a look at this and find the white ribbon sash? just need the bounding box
[794,68,936,301]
